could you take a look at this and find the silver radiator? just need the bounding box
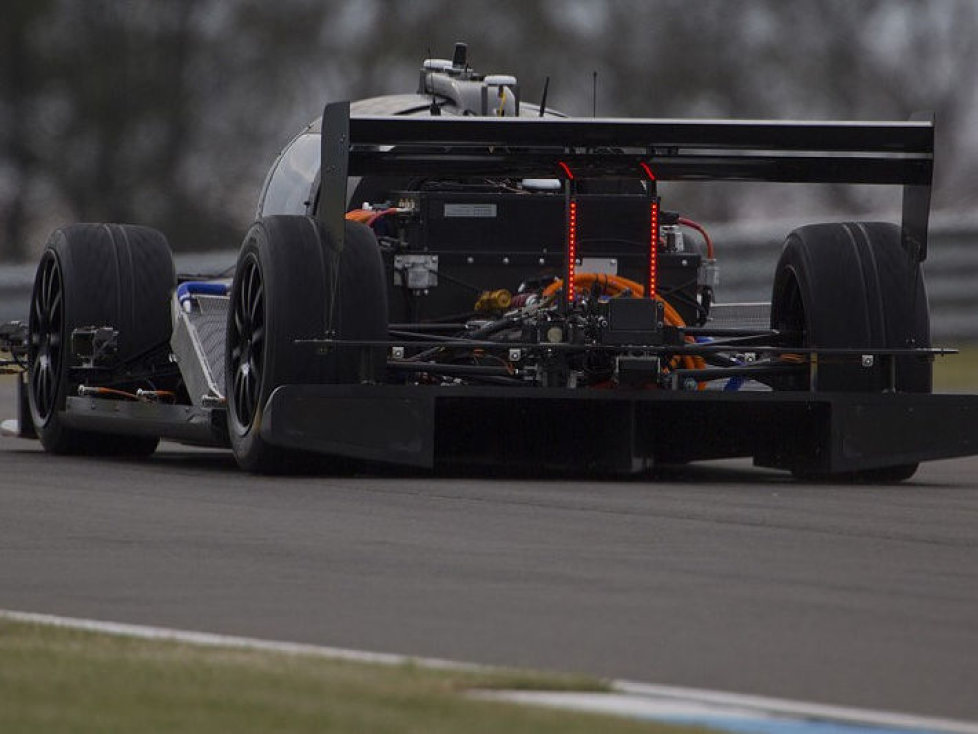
[170,293,229,406]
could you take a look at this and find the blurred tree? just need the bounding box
[1,0,976,262]
[1,0,54,261]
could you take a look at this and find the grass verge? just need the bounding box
[0,620,703,734]
[933,343,978,392]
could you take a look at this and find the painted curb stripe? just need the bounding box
[2,609,976,734]
[477,691,973,734]
[614,682,978,734]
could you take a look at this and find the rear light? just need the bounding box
[559,161,577,305]
[640,162,658,299]
[567,198,578,303]
[648,198,659,299]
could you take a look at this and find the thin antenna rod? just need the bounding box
[592,71,597,117]
[426,46,440,116]
[539,76,550,117]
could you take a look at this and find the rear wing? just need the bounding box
[318,101,933,260]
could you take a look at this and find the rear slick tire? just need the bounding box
[226,216,387,474]
[770,222,930,483]
[27,224,174,456]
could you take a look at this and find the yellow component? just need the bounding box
[474,289,513,313]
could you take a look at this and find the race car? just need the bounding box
[3,43,977,480]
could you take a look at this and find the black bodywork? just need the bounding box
[253,101,973,476]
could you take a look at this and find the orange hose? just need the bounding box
[346,208,398,227]
[543,273,686,325]
[543,273,684,332]
[91,387,139,400]
[541,272,707,381]
[344,210,373,223]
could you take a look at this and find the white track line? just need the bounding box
[3,609,976,734]
[0,609,480,671]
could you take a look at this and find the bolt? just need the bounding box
[508,348,522,362]
[391,346,405,359]
[861,354,874,368]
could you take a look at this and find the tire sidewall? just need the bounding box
[771,222,931,393]
[226,216,388,472]
[27,223,174,454]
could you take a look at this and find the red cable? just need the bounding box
[365,207,399,228]
[677,217,714,259]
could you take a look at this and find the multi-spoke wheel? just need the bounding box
[29,252,64,427]
[26,224,174,455]
[226,216,387,473]
[228,254,265,430]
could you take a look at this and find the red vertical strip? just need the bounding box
[649,198,659,299]
[567,198,578,303]
[640,162,658,300]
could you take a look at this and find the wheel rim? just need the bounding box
[775,269,807,347]
[229,254,265,430]
[28,252,64,424]
[771,267,809,390]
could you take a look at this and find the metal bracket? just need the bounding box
[0,321,28,373]
[393,254,439,290]
[71,326,118,369]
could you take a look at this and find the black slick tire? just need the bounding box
[226,216,387,474]
[770,222,930,482]
[28,224,175,456]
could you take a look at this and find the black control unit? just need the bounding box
[385,189,703,325]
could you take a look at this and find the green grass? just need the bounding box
[0,620,705,734]
[933,344,978,392]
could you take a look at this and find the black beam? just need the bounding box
[348,151,931,185]
[319,101,351,252]
[348,115,933,153]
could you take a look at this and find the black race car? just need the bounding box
[3,44,977,480]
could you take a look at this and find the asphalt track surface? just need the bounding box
[1,376,976,722]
